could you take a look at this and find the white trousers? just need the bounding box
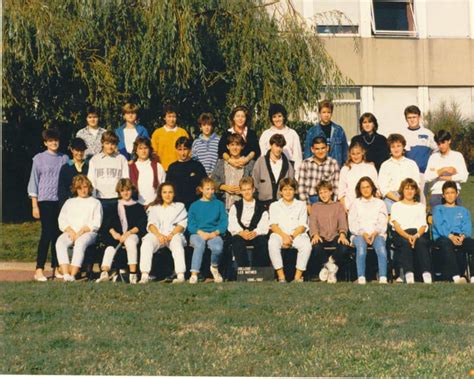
[56,232,97,267]
[268,233,311,271]
[101,234,139,268]
[140,233,186,274]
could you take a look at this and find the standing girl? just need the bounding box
[187,178,228,284]
[97,179,147,284]
[391,178,432,284]
[56,175,102,281]
[139,182,188,284]
[348,177,388,284]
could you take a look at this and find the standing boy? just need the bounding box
[167,137,207,209]
[28,128,69,281]
[192,112,220,176]
[76,106,106,159]
[115,102,150,162]
[151,103,189,171]
[303,100,348,168]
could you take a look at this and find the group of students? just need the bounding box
[27,100,473,284]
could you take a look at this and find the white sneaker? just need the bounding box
[453,276,467,284]
[34,274,48,282]
[129,273,137,284]
[210,266,223,283]
[139,273,150,284]
[96,271,110,283]
[470,277,474,284]
[405,272,415,284]
[379,276,388,284]
[422,272,432,284]
[319,266,329,282]
[358,276,366,285]
[63,274,75,282]
[189,275,198,284]
[172,274,185,284]
[395,277,403,283]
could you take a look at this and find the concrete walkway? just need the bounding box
[0,262,52,282]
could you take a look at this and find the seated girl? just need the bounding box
[56,175,102,281]
[348,176,388,284]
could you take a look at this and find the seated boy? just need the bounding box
[268,178,312,283]
[76,106,106,159]
[298,136,340,211]
[192,112,221,176]
[228,177,270,267]
[252,134,295,209]
[166,137,207,210]
[211,133,255,210]
[308,181,350,283]
[378,133,420,213]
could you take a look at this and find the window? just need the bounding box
[314,1,360,35]
[316,25,359,35]
[371,0,417,37]
[331,88,361,139]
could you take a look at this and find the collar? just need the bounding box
[390,156,406,163]
[199,132,217,141]
[99,152,118,158]
[67,159,85,166]
[270,125,288,133]
[164,125,178,132]
[310,156,328,165]
[407,126,421,132]
[360,197,375,203]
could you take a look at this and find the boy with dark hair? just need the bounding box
[166,136,207,209]
[192,112,220,175]
[151,103,189,171]
[424,130,468,208]
[28,128,69,281]
[303,100,348,167]
[252,133,295,208]
[76,106,106,159]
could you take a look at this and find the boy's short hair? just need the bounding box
[197,177,216,194]
[197,112,215,126]
[86,106,99,117]
[70,137,87,151]
[269,133,286,147]
[71,174,93,196]
[435,130,452,144]
[101,131,119,145]
[318,100,334,113]
[42,128,60,141]
[316,180,333,194]
[311,136,327,146]
[132,136,152,156]
[404,105,421,117]
[175,136,192,149]
[229,105,250,125]
[226,133,245,146]
[387,133,406,148]
[122,102,139,115]
[398,178,420,202]
[279,177,298,191]
[268,103,288,124]
[239,176,255,188]
[359,112,378,132]
[116,178,136,195]
[442,180,458,194]
[355,176,377,198]
[163,103,178,117]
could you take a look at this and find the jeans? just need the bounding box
[353,235,388,278]
[190,234,224,273]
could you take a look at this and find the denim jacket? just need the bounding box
[115,123,150,160]
[303,122,348,168]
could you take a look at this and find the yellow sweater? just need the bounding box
[151,126,189,170]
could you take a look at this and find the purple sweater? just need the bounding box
[28,151,68,202]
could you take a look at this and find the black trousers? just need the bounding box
[393,228,431,274]
[36,201,60,269]
[307,239,351,278]
[231,235,269,267]
[435,237,474,279]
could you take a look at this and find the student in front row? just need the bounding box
[192,112,221,176]
[187,178,228,284]
[268,178,312,283]
[308,181,350,284]
[228,177,270,267]
[56,175,102,282]
[252,134,295,209]
[348,177,388,284]
[139,182,188,284]
[390,178,432,284]
[432,181,474,284]
[97,179,147,284]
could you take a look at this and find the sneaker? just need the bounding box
[358,276,366,285]
[292,277,304,283]
[379,276,388,284]
[395,277,403,283]
[278,278,286,284]
[139,273,150,284]
[96,271,110,283]
[471,277,474,284]
[405,272,415,284]
[326,260,338,284]
[189,275,198,284]
[319,266,329,282]
[129,273,137,285]
[453,277,467,284]
[422,272,432,284]
[34,274,48,282]
[63,274,75,282]
[210,266,223,283]
[172,274,185,284]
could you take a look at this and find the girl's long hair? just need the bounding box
[345,141,367,169]
[150,182,175,206]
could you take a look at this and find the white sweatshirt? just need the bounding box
[390,202,427,231]
[147,202,187,235]
[58,196,103,233]
[378,156,420,196]
[269,199,308,235]
[348,197,388,239]
[338,162,378,210]
[424,150,468,194]
[88,152,129,199]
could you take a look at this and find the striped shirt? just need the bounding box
[192,133,220,175]
[297,156,340,203]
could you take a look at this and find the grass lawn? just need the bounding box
[1,282,473,376]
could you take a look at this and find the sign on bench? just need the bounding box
[237,266,275,282]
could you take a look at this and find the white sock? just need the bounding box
[405,272,415,284]
[422,272,432,284]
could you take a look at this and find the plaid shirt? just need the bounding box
[297,156,340,203]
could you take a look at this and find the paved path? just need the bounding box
[0,262,52,282]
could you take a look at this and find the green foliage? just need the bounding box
[424,101,474,169]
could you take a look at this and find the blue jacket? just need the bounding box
[432,205,472,240]
[303,122,348,167]
[115,123,150,160]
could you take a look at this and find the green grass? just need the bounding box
[1,282,472,376]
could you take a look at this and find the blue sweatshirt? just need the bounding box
[432,204,472,240]
[187,198,228,235]
[115,123,150,160]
